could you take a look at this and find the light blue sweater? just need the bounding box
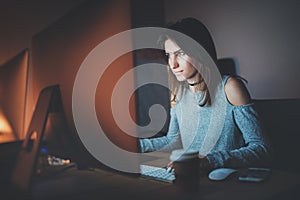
[139,76,272,169]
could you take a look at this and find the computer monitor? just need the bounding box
[0,49,29,144]
[27,0,139,170]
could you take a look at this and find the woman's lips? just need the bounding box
[174,70,184,74]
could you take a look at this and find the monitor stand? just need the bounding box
[10,85,66,193]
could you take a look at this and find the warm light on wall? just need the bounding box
[0,109,14,142]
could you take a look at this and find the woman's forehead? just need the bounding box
[164,39,181,52]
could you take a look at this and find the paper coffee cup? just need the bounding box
[170,149,200,180]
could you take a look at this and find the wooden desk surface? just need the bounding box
[2,150,299,200]
[27,152,300,200]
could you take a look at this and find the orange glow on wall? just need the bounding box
[0,109,14,143]
[0,49,29,143]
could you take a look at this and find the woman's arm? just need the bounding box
[206,77,272,169]
[139,107,182,153]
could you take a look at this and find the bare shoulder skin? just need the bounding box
[224,77,252,106]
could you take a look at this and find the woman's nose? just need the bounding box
[169,56,179,69]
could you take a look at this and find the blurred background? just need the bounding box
[0,0,299,146]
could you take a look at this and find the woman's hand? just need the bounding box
[166,161,174,172]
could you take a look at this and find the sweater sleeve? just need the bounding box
[139,107,182,153]
[206,103,273,168]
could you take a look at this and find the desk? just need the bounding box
[3,151,300,200]
[28,167,299,200]
[28,152,300,200]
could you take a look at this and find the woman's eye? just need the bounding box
[178,50,186,56]
[164,50,185,59]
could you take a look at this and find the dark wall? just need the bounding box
[164,0,300,99]
[0,0,86,65]
[131,0,170,136]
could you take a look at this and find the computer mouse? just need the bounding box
[208,168,237,181]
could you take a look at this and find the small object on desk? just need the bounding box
[47,155,71,166]
[238,167,271,182]
[166,166,174,173]
[208,168,237,181]
[140,164,176,183]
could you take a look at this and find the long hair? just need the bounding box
[159,18,218,107]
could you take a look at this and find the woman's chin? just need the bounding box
[175,75,186,82]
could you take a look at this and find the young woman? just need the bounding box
[139,18,272,172]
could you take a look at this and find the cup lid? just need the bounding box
[169,149,199,161]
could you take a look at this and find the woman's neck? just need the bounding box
[187,73,205,92]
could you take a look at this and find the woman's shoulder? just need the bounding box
[223,75,252,106]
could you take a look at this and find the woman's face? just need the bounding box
[164,39,197,82]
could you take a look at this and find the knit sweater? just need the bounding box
[139,76,272,168]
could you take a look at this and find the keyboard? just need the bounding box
[140,164,176,183]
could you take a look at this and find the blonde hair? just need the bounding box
[159,18,218,107]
